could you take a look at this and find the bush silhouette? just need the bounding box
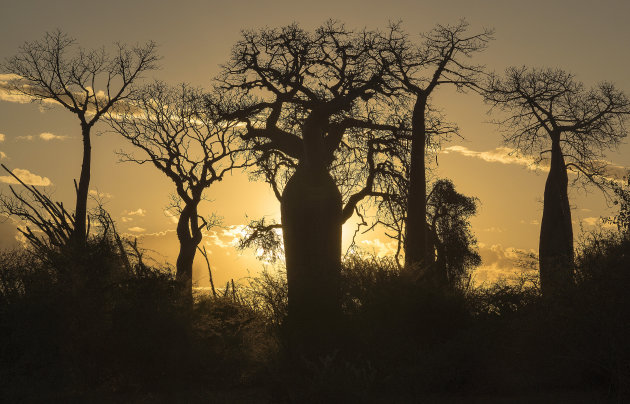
[1,224,628,400]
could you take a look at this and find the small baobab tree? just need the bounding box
[108,81,242,304]
[1,30,158,244]
[485,67,630,296]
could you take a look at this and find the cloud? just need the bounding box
[582,217,600,227]
[442,146,542,171]
[580,216,616,229]
[126,208,146,216]
[0,133,5,142]
[207,230,234,249]
[0,151,6,159]
[89,189,113,199]
[599,162,629,182]
[442,145,629,183]
[121,217,133,223]
[359,238,398,257]
[206,225,248,249]
[0,74,35,104]
[518,219,540,225]
[222,225,248,242]
[39,132,68,141]
[164,209,179,224]
[120,228,175,239]
[136,229,174,238]
[482,227,504,233]
[472,243,538,286]
[15,133,69,142]
[0,74,138,116]
[0,168,52,186]
[0,74,75,105]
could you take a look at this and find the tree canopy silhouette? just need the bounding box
[485,67,630,296]
[609,175,630,236]
[1,30,158,244]
[427,179,480,287]
[108,81,242,303]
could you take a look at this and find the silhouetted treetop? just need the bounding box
[2,30,159,124]
[223,21,384,106]
[379,20,493,95]
[217,21,403,217]
[110,81,242,203]
[486,67,630,186]
[427,179,480,287]
[609,175,630,235]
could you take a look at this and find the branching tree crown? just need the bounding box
[108,81,243,302]
[380,20,493,96]
[2,30,159,128]
[111,81,242,205]
[218,21,402,220]
[485,67,630,187]
[1,30,159,243]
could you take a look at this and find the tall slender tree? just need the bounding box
[378,21,492,270]
[485,67,630,296]
[108,81,241,304]
[1,30,158,244]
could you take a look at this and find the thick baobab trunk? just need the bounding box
[72,124,91,244]
[281,165,342,352]
[539,136,574,296]
[405,96,430,269]
[176,204,202,306]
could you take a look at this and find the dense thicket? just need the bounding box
[1,226,628,401]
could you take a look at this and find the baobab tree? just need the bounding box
[219,22,400,348]
[485,67,630,296]
[378,21,492,270]
[108,81,241,304]
[1,30,158,244]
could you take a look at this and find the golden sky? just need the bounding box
[1,0,629,287]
